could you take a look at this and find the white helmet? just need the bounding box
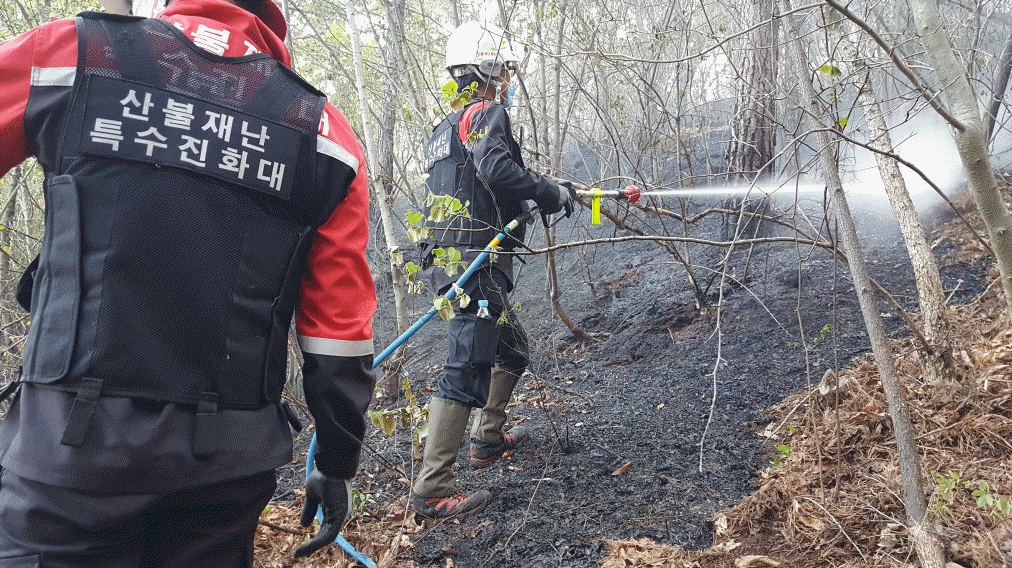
[445,21,521,80]
[98,0,132,14]
[97,0,160,16]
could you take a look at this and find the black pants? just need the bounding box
[0,469,275,568]
[436,267,530,407]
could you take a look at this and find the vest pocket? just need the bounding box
[219,211,306,408]
[22,175,82,383]
[451,302,502,367]
[469,302,502,366]
[261,226,313,404]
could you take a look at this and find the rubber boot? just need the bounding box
[469,368,529,469]
[412,398,491,519]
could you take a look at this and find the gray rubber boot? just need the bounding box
[412,399,491,519]
[470,368,520,444]
[470,368,529,469]
[414,398,470,498]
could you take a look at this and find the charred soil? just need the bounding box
[258,188,1005,568]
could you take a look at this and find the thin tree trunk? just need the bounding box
[983,34,1012,144]
[723,0,777,261]
[378,0,410,301]
[550,1,567,170]
[784,3,946,566]
[1,170,17,348]
[828,9,954,385]
[909,0,1012,316]
[534,0,549,166]
[348,0,409,396]
[543,225,588,341]
[541,8,585,338]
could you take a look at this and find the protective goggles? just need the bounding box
[475,59,519,78]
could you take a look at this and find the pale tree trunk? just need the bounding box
[348,1,409,396]
[828,9,954,385]
[375,0,412,396]
[909,0,1012,316]
[784,3,947,566]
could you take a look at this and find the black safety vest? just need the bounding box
[19,13,353,454]
[422,102,526,252]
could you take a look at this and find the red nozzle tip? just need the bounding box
[623,185,641,203]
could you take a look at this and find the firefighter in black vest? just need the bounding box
[412,20,575,519]
[0,0,376,564]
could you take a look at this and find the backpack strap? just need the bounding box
[457,100,493,143]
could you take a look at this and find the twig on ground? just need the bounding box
[259,519,305,535]
[798,496,868,561]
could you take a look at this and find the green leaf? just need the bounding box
[429,207,446,223]
[997,497,1011,517]
[387,246,403,265]
[441,80,458,100]
[818,64,841,77]
[368,409,397,436]
[838,116,848,130]
[435,297,455,321]
[405,211,424,225]
[406,225,430,243]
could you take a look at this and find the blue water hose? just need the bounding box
[301,209,537,566]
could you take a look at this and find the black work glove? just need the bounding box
[293,470,352,558]
[557,180,576,218]
[538,180,575,216]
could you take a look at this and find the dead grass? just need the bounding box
[254,495,423,568]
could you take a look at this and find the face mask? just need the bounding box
[504,83,516,107]
[488,77,511,106]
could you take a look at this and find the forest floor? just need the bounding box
[255,182,1011,568]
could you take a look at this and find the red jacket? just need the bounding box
[0,0,376,488]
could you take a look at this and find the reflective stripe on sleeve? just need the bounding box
[31,66,75,87]
[317,135,360,173]
[299,335,374,357]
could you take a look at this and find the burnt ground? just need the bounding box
[269,190,990,567]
